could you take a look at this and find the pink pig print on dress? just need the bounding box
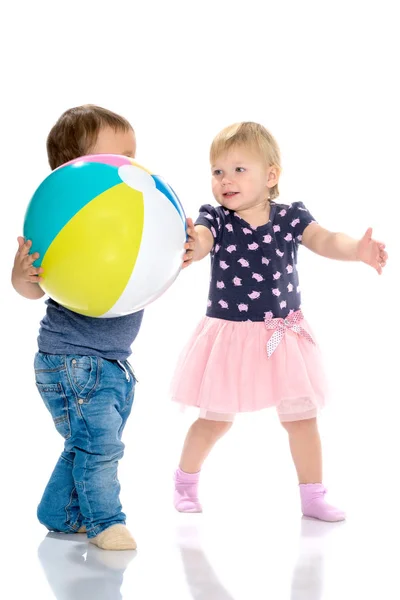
[279,209,287,217]
[280,300,287,309]
[238,258,250,267]
[276,250,284,257]
[242,227,253,235]
[219,261,229,270]
[273,225,281,233]
[252,273,264,282]
[226,245,237,253]
[248,242,259,251]
[219,300,229,309]
[284,233,293,241]
[263,234,272,244]
[291,218,300,227]
[233,276,242,286]
[272,288,281,297]
[248,291,261,300]
[286,264,293,274]
[273,271,282,280]
[216,281,225,289]
[238,303,249,312]
[262,257,270,265]
[226,223,233,232]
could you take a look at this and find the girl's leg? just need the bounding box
[281,417,345,522]
[281,417,322,484]
[174,417,233,512]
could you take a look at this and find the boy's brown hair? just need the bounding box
[46,104,133,170]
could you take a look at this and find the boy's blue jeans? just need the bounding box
[34,352,136,539]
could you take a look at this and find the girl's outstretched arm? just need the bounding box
[302,223,388,274]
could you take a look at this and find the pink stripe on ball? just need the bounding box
[63,154,133,168]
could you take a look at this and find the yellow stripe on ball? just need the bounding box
[41,183,144,317]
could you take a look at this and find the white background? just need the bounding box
[0,1,399,598]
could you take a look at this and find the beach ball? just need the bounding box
[23,154,187,317]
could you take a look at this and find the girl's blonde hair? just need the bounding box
[210,122,282,199]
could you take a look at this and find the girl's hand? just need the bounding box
[182,218,198,269]
[12,237,44,283]
[356,228,388,274]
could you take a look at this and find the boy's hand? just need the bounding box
[182,218,197,269]
[356,228,388,275]
[13,237,44,283]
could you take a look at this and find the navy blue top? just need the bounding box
[38,299,144,361]
[195,201,316,321]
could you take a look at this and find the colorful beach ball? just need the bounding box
[23,154,187,317]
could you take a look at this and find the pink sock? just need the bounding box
[300,483,345,522]
[174,468,203,513]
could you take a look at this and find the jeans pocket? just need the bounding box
[70,356,93,392]
[36,382,71,440]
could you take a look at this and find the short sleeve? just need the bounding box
[195,204,222,248]
[288,202,317,244]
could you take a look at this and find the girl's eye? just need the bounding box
[213,169,223,176]
[236,167,245,172]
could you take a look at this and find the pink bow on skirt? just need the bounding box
[264,310,315,357]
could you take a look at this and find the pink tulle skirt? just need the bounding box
[170,311,327,422]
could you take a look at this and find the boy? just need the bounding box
[12,105,195,550]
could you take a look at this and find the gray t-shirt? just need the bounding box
[38,298,144,361]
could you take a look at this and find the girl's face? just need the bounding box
[211,146,278,212]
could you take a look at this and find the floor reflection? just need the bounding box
[37,532,136,600]
[291,517,345,599]
[177,523,235,599]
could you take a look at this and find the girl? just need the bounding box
[171,122,388,522]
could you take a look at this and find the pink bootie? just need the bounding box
[174,468,203,513]
[300,483,345,522]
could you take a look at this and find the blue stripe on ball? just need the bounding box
[151,175,186,224]
[24,162,122,265]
